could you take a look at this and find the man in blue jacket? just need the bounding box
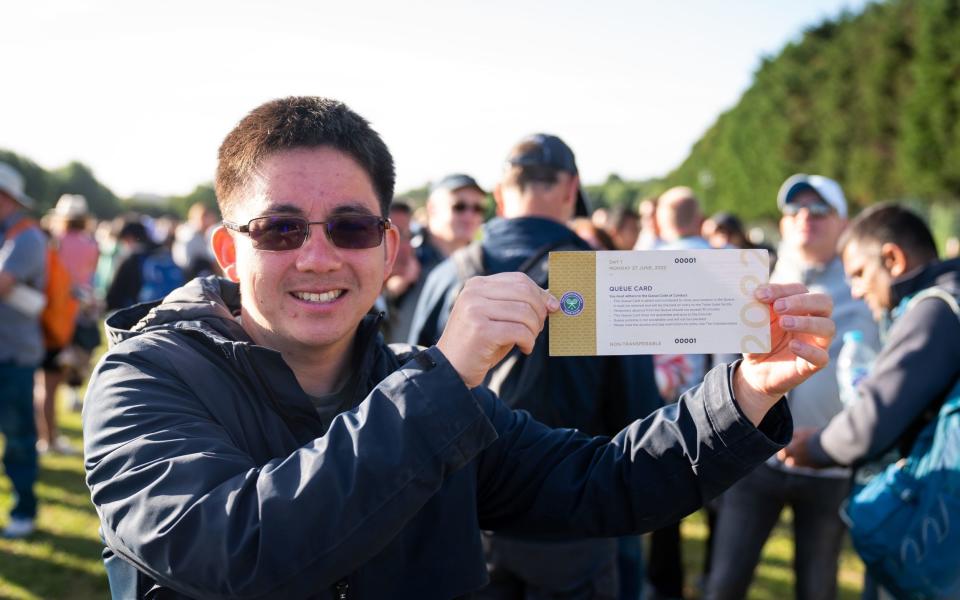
[84,96,836,599]
[409,134,665,598]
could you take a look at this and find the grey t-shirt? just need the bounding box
[0,213,47,367]
[307,370,358,433]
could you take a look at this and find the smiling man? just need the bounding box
[84,97,836,600]
[706,174,878,600]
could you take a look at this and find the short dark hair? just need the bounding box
[215,96,395,217]
[388,200,412,216]
[606,206,639,231]
[502,140,562,191]
[838,203,938,262]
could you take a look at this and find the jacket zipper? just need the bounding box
[334,579,349,600]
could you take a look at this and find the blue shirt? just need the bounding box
[0,212,47,366]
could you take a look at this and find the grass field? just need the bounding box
[0,394,866,599]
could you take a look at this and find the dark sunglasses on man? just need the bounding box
[451,202,486,215]
[222,214,391,252]
[782,202,835,217]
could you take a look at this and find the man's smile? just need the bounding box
[291,289,345,304]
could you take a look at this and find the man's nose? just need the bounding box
[294,225,343,272]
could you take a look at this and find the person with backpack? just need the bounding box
[35,194,98,454]
[780,203,960,598]
[409,134,664,599]
[0,162,47,539]
[105,218,184,311]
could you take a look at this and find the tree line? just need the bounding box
[6,0,959,241]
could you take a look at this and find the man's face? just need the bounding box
[779,190,845,262]
[428,187,485,245]
[220,147,397,358]
[612,217,640,250]
[842,239,893,321]
[389,209,414,273]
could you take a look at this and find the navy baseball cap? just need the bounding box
[429,173,484,195]
[506,133,590,217]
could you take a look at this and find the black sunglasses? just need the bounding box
[452,202,486,215]
[782,202,834,217]
[222,214,391,252]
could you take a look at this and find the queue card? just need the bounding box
[548,249,771,356]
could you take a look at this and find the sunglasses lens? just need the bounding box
[785,203,832,217]
[247,216,309,251]
[327,215,384,249]
[452,203,484,215]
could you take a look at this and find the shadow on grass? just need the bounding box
[0,534,109,599]
[38,462,88,491]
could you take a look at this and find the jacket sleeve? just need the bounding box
[83,341,496,599]
[407,258,459,347]
[810,296,960,467]
[474,361,792,536]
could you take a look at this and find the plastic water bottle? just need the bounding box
[836,330,876,407]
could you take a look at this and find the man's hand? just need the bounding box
[777,427,819,467]
[437,272,559,389]
[734,283,835,426]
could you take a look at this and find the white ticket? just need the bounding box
[548,249,771,356]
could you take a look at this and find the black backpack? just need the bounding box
[450,239,581,412]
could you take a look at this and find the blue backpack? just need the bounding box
[843,287,960,599]
[138,250,184,304]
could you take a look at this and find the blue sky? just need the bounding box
[4,0,870,198]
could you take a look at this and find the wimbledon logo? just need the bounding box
[560,291,585,316]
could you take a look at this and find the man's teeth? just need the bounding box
[293,290,343,303]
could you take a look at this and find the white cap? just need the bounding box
[777,174,847,218]
[0,162,34,209]
[51,194,89,219]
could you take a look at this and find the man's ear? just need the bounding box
[211,226,239,282]
[381,223,399,284]
[880,242,909,278]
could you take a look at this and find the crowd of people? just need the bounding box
[0,169,221,539]
[0,94,957,600]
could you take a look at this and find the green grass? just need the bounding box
[0,395,866,599]
[0,398,109,600]
[676,508,865,599]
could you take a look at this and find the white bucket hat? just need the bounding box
[51,194,90,219]
[0,162,34,209]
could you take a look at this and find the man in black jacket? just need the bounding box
[781,203,960,468]
[409,133,664,598]
[84,96,835,599]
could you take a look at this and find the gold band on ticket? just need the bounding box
[548,249,771,356]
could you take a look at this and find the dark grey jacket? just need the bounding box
[84,276,791,599]
[810,258,960,466]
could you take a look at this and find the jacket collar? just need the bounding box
[105,276,389,408]
[889,257,960,309]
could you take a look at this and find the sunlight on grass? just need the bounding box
[0,392,109,600]
[679,508,865,599]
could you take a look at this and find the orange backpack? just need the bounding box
[5,218,79,349]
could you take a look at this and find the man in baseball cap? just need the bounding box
[504,133,590,217]
[777,173,848,218]
[409,133,657,597]
[0,161,45,538]
[706,172,878,600]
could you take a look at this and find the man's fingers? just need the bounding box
[777,315,836,340]
[755,282,808,303]
[788,339,830,370]
[455,292,546,348]
[463,273,555,320]
[770,291,833,317]
[482,319,539,355]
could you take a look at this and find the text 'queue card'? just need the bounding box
[548,249,771,356]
